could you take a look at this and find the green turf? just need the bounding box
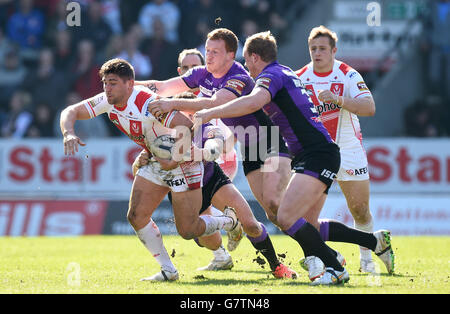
[0,235,448,294]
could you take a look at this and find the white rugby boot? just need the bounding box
[300,251,345,280]
[301,256,325,281]
[223,206,243,252]
[374,230,395,274]
[140,268,179,282]
[197,255,234,271]
[311,267,350,286]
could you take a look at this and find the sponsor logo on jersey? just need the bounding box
[225,79,245,95]
[316,102,341,115]
[357,81,369,91]
[256,77,271,89]
[199,85,213,97]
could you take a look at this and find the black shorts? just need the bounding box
[168,162,232,214]
[241,131,290,176]
[291,142,340,194]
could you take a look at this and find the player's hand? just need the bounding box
[147,98,172,118]
[318,90,339,105]
[192,109,213,131]
[63,133,86,155]
[137,150,150,167]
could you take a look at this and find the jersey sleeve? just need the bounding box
[346,70,372,99]
[82,92,110,118]
[222,74,254,97]
[254,71,283,99]
[181,66,205,89]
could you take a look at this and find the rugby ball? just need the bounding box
[150,135,176,160]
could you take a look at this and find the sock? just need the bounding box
[355,219,374,260]
[247,223,280,271]
[284,218,343,271]
[209,206,224,216]
[327,219,377,251]
[319,219,339,257]
[212,245,230,261]
[135,219,176,272]
[199,215,234,236]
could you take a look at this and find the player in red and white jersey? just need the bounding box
[296,26,385,273]
[60,58,241,281]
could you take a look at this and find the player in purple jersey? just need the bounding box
[195,31,394,285]
[135,28,296,279]
[139,29,291,229]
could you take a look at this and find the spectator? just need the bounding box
[141,18,179,80]
[1,90,33,138]
[101,0,123,35]
[52,29,74,71]
[21,47,69,112]
[138,0,180,44]
[71,0,113,54]
[429,0,450,100]
[404,96,443,137]
[26,102,55,137]
[0,47,27,106]
[69,39,103,99]
[0,27,14,67]
[104,34,124,61]
[6,0,45,61]
[116,24,152,80]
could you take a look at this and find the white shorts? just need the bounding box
[137,159,204,192]
[336,144,369,181]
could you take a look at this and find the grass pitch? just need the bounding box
[0,235,448,294]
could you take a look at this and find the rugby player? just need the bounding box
[137,28,292,233]
[295,25,390,273]
[60,58,240,281]
[194,31,394,285]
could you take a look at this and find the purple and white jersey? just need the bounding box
[254,62,334,156]
[182,61,275,147]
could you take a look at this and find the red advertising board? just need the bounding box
[0,200,108,236]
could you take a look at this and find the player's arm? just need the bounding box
[135,76,189,97]
[148,88,237,118]
[60,103,91,155]
[193,87,271,127]
[318,91,376,116]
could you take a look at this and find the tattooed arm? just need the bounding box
[135,77,189,97]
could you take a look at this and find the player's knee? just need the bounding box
[178,228,196,240]
[263,196,280,214]
[243,221,261,238]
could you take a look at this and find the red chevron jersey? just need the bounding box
[296,60,372,149]
[82,86,176,151]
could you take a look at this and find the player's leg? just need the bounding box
[211,182,297,279]
[260,155,292,219]
[128,175,178,281]
[196,206,234,271]
[277,173,349,284]
[171,188,237,240]
[339,179,376,272]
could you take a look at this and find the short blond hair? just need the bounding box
[244,31,277,63]
[308,25,338,49]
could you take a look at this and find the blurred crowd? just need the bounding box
[0,0,294,138]
[0,0,448,139]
